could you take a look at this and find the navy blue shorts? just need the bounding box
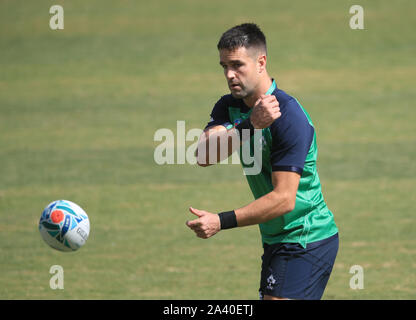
[259,233,339,300]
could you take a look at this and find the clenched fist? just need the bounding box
[250,95,281,129]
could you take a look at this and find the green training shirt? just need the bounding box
[205,80,338,248]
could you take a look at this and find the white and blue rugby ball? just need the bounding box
[39,200,90,252]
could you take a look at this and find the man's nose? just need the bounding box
[225,68,236,80]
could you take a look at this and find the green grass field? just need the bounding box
[1,0,415,299]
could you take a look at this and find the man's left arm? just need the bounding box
[186,170,300,239]
[234,170,300,226]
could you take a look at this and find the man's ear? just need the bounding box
[257,54,267,73]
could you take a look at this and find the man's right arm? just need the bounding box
[196,95,281,166]
[196,124,240,167]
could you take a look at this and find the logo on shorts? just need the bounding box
[266,274,276,290]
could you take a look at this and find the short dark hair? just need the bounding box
[217,23,267,55]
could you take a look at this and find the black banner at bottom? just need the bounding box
[1,300,413,318]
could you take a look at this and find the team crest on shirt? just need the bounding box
[233,118,242,126]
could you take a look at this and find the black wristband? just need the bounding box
[218,210,238,230]
[235,117,255,139]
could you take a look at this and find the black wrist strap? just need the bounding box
[218,210,238,230]
[235,117,255,139]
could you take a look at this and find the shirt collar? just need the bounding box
[265,78,277,95]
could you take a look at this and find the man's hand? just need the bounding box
[186,207,221,239]
[250,95,281,129]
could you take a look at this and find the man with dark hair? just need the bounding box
[186,23,339,300]
[217,23,267,55]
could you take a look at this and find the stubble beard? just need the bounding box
[230,84,254,100]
